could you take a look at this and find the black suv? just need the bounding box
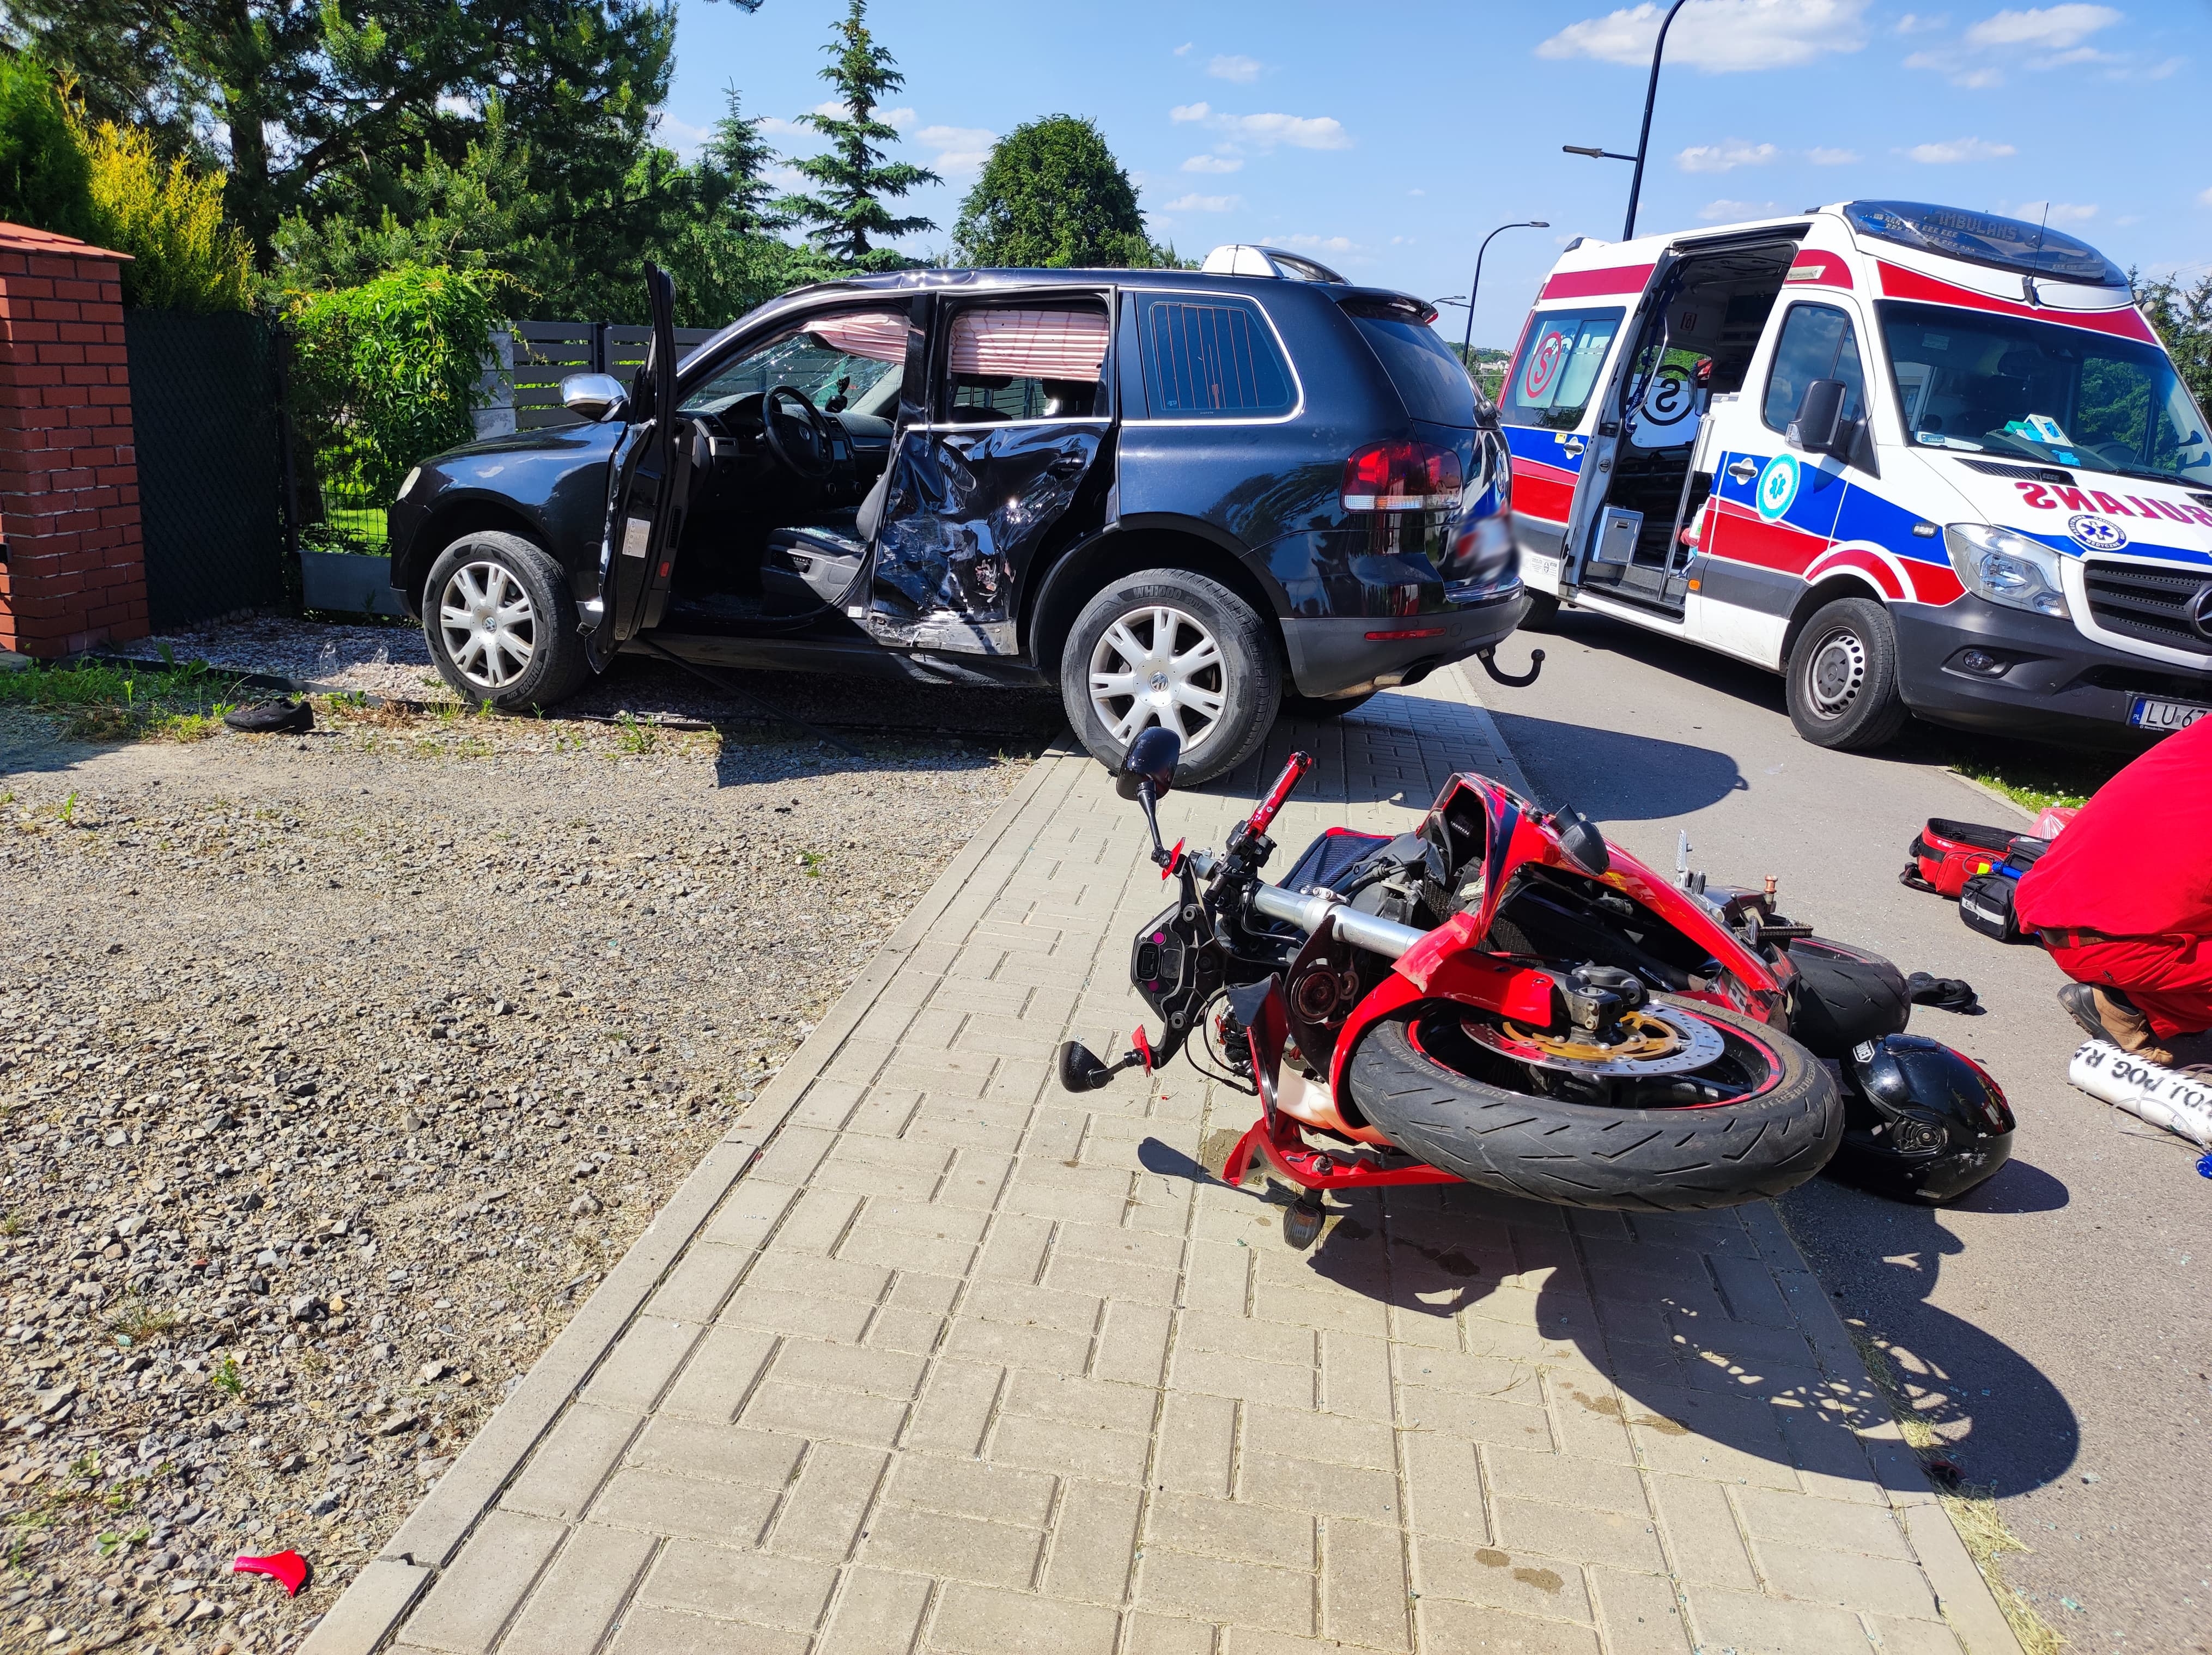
[387,246,1527,781]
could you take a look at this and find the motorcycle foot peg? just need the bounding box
[1056,1040,1117,1093]
[1283,1197,1326,1251]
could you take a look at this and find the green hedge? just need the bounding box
[287,264,501,544]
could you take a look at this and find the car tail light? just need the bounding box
[1341,441,1462,511]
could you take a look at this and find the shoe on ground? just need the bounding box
[2060,982,2212,1069]
[223,699,314,735]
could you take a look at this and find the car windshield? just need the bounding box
[681,311,907,418]
[1877,300,2212,486]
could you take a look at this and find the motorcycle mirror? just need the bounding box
[1116,727,1182,800]
[1554,806,1612,877]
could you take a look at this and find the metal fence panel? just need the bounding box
[516,323,719,429]
[512,320,598,431]
[125,309,288,630]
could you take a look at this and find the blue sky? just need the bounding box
[661,0,2210,350]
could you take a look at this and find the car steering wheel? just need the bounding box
[762,385,836,482]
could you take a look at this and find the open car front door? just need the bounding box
[586,265,692,670]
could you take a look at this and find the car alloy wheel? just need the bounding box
[1087,604,1229,753]
[438,559,537,691]
[1803,624,1867,722]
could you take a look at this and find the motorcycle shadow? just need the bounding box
[1207,1163,2078,1498]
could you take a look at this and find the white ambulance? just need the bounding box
[1500,200,2212,748]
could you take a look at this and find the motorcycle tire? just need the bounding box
[1348,996,1842,1212]
[1785,936,1911,1060]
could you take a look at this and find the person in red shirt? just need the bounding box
[2015,716,2212,1067]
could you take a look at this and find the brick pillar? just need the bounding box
[0,222,149,657]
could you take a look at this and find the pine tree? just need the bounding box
[781,0,937,269]
[692,88,789,235]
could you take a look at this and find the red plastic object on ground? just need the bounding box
[233,1550,309,1595]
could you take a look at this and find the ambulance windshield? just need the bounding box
[1877,301,2212,486]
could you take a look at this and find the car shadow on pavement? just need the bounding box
[1191,1162,2080,1497]
[1481,710,1748,820]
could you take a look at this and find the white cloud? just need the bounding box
[1963,4,2119,50]
[1181,154,1243,173]
[1278,234,1360,253]
[1895,11,1948,31]
[1676,138,1777,173]
[654,113,712,159]
[1807,145,1860,164]
[1698,198,1781,221]
[1908,3,2128,85]
[2008,199,2099,223]
[1904,135,2017,162]
[1174,41,1194,56]
[1162,192,1239,212]
[1171,104,1351,152]
[1208,54,1262,82]
[1538,0,1870,73]
[1408,187,1426,196]
[882,107,917,130]
[914,124,997,177]
[2197,187,2212,208]
[1223,112,1351,150]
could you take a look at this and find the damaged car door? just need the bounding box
[587,264,693,668]
[869,294,1115,656]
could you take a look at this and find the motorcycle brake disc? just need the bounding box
[1461,1003,1728,1078]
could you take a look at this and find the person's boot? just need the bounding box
[2058,983,2176,1065]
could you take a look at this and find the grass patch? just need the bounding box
[0,656,248,745]
[1897,725,2135,814]
[105,1295,179,1344]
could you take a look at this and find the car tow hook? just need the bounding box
[1476,645,1545,688]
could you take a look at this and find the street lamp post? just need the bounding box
[1461,221,1551,361]
[1562,0,1692,241]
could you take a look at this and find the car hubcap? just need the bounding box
[1089,605,1229,753]
[438,559,536,691]
[1806,626,1865,720]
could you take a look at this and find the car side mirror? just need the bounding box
[561,372,629,423]
[1116,727,1181,800]
[1787,379,1849,457]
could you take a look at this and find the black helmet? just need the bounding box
[1827,1033,2015,1204]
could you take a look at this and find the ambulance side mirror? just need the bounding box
[1787,379,1849,457]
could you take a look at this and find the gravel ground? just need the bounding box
[131,617,1073,746]
[0,691,1037,1653]
[136,619,440,705]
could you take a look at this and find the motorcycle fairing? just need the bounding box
[1424,772,1788,1018]
[1319,771,1803,1119]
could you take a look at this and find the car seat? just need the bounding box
[759,463,892,615]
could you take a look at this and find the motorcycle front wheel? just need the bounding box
[1348,995,1841,1212]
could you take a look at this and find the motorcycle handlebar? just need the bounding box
[1244,751,1314,838]
[1248,883,1427,961]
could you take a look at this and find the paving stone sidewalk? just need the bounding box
[307,669,2024,1655]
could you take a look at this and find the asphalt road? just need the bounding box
[1475,610,2210,1655]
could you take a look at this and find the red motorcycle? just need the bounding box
[1059,728,1944,1243]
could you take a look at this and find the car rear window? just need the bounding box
[1349,314,1479,427]
[1138,294,1296,418]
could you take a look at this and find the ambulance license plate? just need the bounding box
[2128,695,2211,733]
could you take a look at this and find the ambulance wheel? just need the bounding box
[1519,592,1561,632]
[1786,597,1909,751]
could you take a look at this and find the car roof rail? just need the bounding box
[1200,244,1348,284]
